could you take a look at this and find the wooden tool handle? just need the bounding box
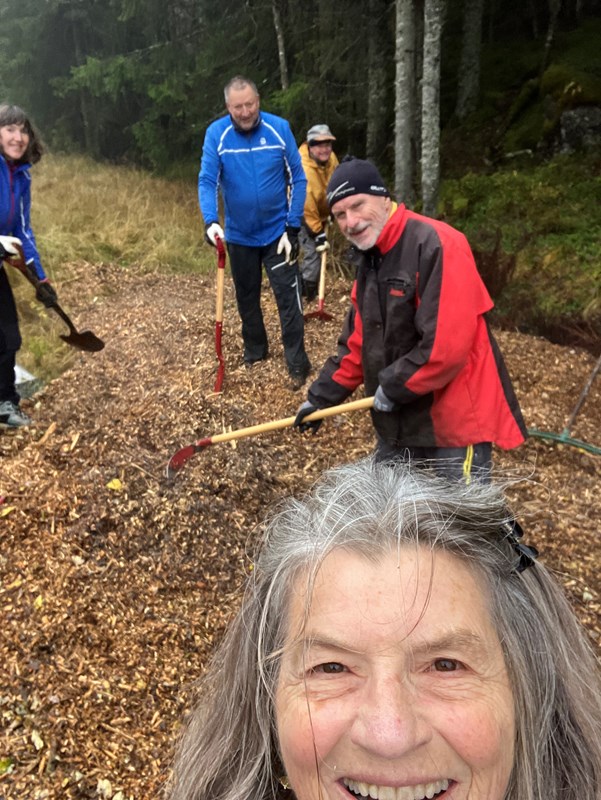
[318,249,327,301]
[209,396,374,445]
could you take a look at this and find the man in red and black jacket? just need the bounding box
[294,157,527,481]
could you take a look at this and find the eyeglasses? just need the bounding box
[309,140,333,148]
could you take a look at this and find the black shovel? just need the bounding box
[10,247,104,352]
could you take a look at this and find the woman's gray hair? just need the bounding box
[168,458,601,800]
[0,104,44,164]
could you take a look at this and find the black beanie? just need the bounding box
[326,156,390,208]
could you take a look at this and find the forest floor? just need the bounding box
[1,262,600,800]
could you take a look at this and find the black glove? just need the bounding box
[285,226,300,262]
[36,280,58,308]
[373,386,397,413]
[293,400,323,435]
[315,231,329,252]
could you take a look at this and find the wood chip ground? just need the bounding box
[1,262,600,799]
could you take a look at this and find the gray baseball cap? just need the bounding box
[307,124,336,144]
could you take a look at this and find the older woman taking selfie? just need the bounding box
[168,459,601,800]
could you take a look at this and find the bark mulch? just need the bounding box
[1,262,600,799]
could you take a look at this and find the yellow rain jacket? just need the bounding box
[299,142,339,235]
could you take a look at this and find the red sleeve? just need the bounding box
[379,226,493,402]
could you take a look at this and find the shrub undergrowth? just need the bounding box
[440,152,601,346]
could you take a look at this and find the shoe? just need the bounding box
[302,280,318,302]
[0,400,32,427]
[306,282,318,302]
[244,356,267,369]
[289,371,308,391]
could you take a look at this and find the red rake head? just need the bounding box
[165,437,213,478]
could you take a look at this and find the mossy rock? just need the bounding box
[540,63,601,108]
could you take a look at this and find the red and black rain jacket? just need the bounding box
[308,204,527,449]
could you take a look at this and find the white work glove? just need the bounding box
[0,235,22,259]
[204,222,225,247]
[276,227,300,263]
[315,231,329,253]
[373,386,397,413]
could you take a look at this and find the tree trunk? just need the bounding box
[528,0,540,38]
[421,0,445,218]
[539,0,562,78]
[70,11,98,157]
[366,0,390,162]
[394,0,416,206]
[455,0,484,120]
[272,0,289,91]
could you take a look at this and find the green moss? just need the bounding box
[503,104,546,151]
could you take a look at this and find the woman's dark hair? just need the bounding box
[0,104,44,164]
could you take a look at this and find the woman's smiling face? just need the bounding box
[275,547,515,800]
[0,123,29,161]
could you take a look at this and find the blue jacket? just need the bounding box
[198,111,307,247]
[0,154,46,280]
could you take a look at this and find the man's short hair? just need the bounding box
[224,76,259,103]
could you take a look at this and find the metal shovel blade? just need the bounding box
[59,330,105,352]
[52,304,105,352]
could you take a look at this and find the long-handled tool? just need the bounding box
[304,248,333,322]
[4,241,104,352]
[213,236,226,392]
[166,396,374,477]
[528,351,601,456]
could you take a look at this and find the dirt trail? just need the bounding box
[1,263,600,799]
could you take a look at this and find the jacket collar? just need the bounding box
[0,153,30,173]
[230,113,262,134]
[375,202,406,255]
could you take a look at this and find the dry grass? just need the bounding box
[31,153,209,276]
[12,153,213,383]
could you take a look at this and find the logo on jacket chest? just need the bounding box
[260,137,267,145]
[385,276,414,299]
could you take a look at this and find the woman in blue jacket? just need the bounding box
[0,104,56,427]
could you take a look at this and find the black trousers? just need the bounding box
[0,265,21,404]
[375,439,493,484]
[227,238,311,375]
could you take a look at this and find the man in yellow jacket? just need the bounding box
[298,124,339,301]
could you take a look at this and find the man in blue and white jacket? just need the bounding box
[198,75,311,389]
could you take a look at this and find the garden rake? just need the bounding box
[165,396,374,477]
[304,249,333,322]
[528,351,601,456]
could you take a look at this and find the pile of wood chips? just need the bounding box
[1,262,600,799]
